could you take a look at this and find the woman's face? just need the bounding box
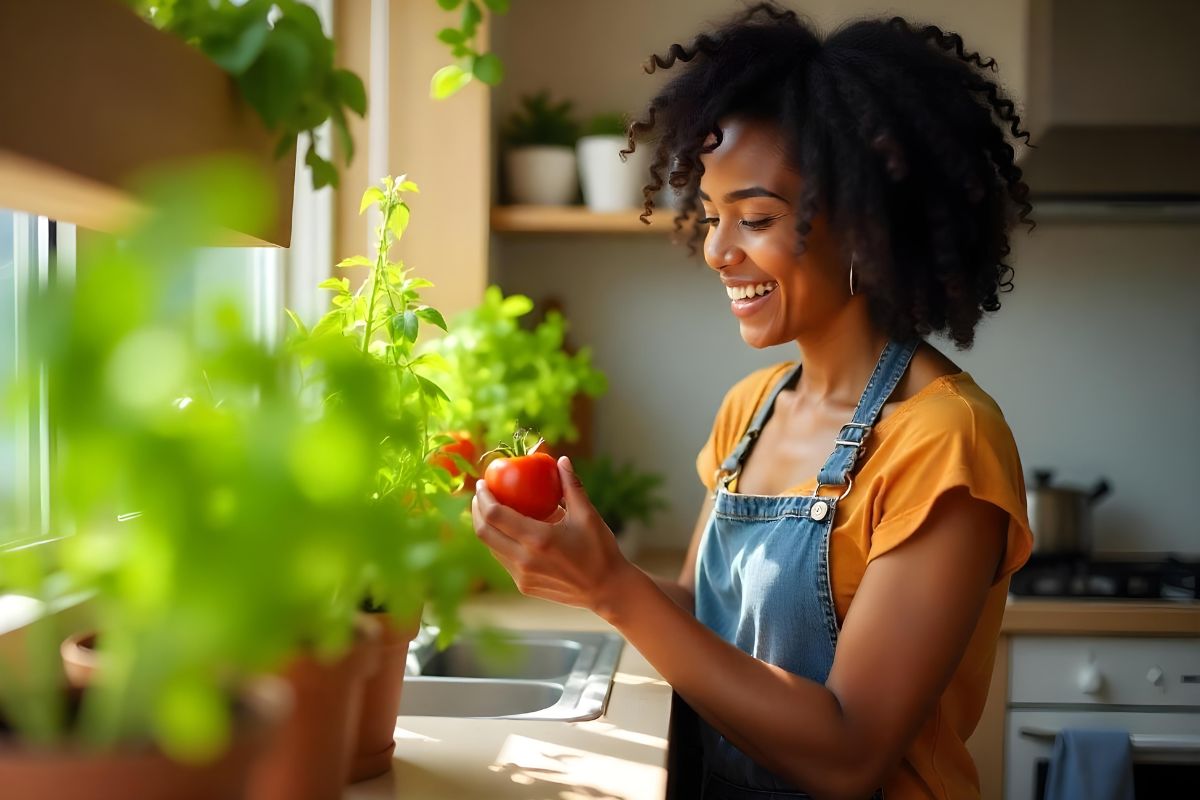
[698,117,848,349]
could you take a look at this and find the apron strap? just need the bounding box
[813,338,919,494]
[716,362,803,488]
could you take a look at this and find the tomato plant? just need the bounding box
[482,430,562,520]
[432,430,479,489]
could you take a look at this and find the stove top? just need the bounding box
[1009,555,1199,600]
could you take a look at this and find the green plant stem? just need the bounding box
[362,200,395,356]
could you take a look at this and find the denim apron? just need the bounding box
[691,339,919,799]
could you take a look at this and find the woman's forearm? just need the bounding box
[644,570,694,612]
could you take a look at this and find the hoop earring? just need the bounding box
[849,255,858,297]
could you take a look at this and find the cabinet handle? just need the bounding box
[1018,727,1200,754]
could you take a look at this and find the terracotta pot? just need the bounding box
[0,678,289,800]
[248,615,381,800]
[61,631,99,688]
[348,610,420,782]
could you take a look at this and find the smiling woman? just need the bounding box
[469,3,1036,800]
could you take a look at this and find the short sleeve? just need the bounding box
[868,390,1033,583]
[696,363,794,493]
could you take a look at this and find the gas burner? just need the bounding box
[1009,555,1200,600]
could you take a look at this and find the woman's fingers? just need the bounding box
[471,494,524,561]
[474,480,556,549]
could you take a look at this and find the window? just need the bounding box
[1,213,72,548]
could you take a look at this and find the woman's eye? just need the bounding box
[699,216,777,230]
[740,217,776,230]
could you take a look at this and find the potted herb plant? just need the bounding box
[501,90,581,205]
[0,159,394,800]
[294,175,498,783]
[420,286,608,461]
[571,455,668,560]
[576,112,648,212]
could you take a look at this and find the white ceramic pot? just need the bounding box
[576,135,652,212]
[505,146,578,205]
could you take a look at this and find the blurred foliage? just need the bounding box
[571,455,667,536]
[0,162,496,761]
[430,0,510,99]
[421,286,607,450]
[582,112,628,138]
[500,91,581,149]
[123,0,366,189]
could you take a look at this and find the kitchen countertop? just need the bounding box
[344,592,672,800]
[999,596,1200,636]
[341,551,1199,799]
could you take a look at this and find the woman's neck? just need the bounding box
[793,305,892,409]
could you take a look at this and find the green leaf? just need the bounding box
[415,306,447,331]
[305,146,339,189]
[398,180,420,194]
[332,68,367,116]
[205,18,271,74]
[483,0,510,11]
[401,310,419,342]
[437,27,465,45]
[336,255,373,268]
[500,294,534,317]
[311,304,343,333]
[274,134,296,160]
[237,27,310,128]
[417,375,450,403]
[408,352,451,372]
[388,203,411,241]
[461,1,482,36]
[472,53,504,86]
[401,277,435,291]
[285,308,309,337]
[318,277,350,292]
[437,0,462,9]
[359,186,385,214]
[430,64,472,99]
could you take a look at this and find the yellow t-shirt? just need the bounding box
[696,362,1033,800]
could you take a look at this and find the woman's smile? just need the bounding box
[724,280,779,318]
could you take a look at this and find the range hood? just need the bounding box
[1019,0,1200,221]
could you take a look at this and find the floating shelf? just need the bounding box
[0,0,295,247]
[490,205,677,234]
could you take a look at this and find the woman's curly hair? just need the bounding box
[623,2,1034,349]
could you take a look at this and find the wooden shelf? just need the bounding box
[0,0,295,246]
[491,205,676,234]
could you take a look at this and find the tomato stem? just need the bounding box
[482,427,545,461]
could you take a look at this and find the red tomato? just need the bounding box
[432,432,479,489]
[483,451,563,520]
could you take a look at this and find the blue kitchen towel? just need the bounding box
[1044,728,1135,800]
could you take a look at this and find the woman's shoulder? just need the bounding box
[882,371,1019,454]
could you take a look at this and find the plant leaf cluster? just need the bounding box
[125,0,367,189]
[501,91,581,148]
[430,0,510,99]
[570,456,667,535]
[421,286,607,450]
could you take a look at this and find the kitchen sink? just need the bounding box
[398,629,624,722]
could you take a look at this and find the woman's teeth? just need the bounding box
[725,282,777,301]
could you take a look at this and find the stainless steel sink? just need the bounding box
[398,629,624,722]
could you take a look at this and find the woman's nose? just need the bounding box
[703,226,742,271]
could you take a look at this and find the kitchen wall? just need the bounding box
[491,1,1200,555]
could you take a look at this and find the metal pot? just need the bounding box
[1026,469,1111,555]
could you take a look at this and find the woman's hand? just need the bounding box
[472,456,634,614]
